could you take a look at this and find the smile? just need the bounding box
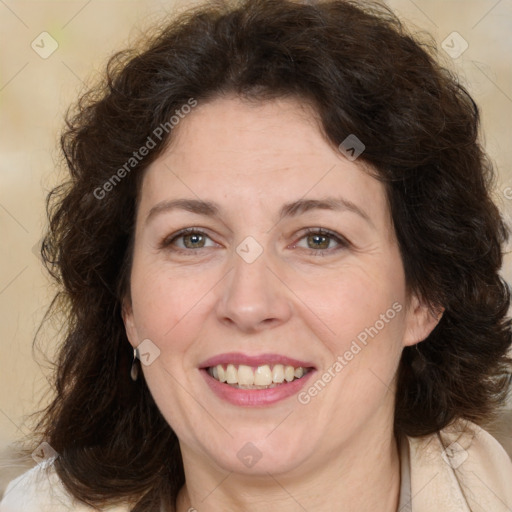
[207,363,311,389]
[199,352,317,406]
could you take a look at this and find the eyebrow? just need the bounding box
[145,196,373,227]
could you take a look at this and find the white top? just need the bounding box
[1,420,511,511]
[0,458,129,511]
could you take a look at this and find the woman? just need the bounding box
[1,0,511,510]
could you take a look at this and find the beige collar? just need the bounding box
[402,420,512,511]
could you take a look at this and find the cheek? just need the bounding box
[299,271,406,425]
[129,257,214,341]
[293,257,407,354]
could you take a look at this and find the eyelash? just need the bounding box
[159,227,350,256]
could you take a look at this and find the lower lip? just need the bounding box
[200,368,316,406]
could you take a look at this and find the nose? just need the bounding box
[215,247,293,333]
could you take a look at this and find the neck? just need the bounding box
[175,422,401,512]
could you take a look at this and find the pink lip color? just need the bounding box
[199,352,315,370]
[199,352,317,406]
[201,368,315,406]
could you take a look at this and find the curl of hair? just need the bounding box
[30,0,511,510]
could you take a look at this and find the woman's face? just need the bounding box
[123,95,437,477]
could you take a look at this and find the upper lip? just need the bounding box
[199,352,316,369]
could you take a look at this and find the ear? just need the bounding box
[121,297,139,349]
[402,293,444,347]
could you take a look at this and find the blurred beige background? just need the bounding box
[1,0,511,497]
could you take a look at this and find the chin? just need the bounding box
[198,427,317,476]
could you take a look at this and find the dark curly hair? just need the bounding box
[28,0,511,510]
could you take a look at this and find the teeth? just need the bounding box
[207,363,309,388]
[272,364,285,383]
[254,365,272,386]
[217,365,227,382]
[226,364,237,384]
[238,365,255,386]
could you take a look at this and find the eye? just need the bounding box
[160,227,350,255]
[293,228,349,255]
[160,228,217,251]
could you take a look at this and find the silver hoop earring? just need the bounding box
[130,348,139,381]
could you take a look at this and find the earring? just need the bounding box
[130,347,139,381]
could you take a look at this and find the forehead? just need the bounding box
[138,95,391,230]
[161,95,341,174]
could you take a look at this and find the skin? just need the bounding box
[122,95,440,512]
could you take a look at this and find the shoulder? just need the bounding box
[0,461,131,512]
[407,419,512,512]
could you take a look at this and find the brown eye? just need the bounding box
[182,232,206,249]
[161,228,216,251]
[294,228,349,254]
[306,233,331,250]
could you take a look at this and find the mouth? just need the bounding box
[199,353,317,406]
[206,363,313,389]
